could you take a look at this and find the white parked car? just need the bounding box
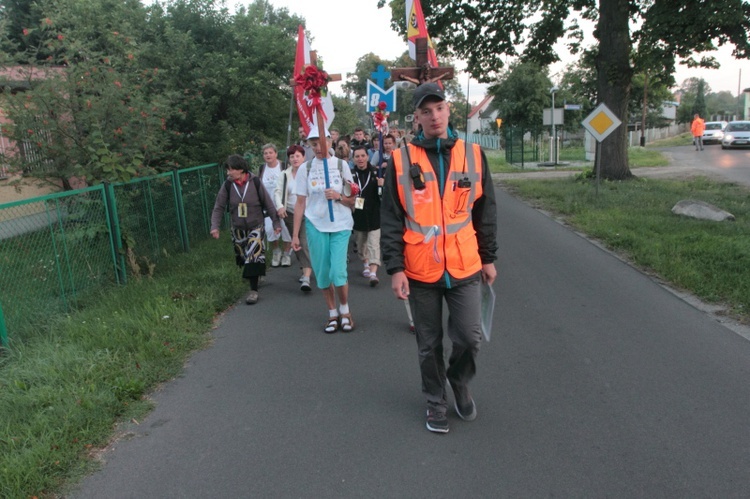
[721,121,750,149]
[702,121,728,144]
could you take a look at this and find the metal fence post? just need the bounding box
[0,300,8,348]
[173,169,190,252]
[103,182,126,285]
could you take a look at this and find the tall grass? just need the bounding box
[503,176,750,321]
[0,237,246,497]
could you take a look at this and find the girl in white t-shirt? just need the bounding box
[292,128,357,333]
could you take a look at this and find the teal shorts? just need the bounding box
[305,220,351,289]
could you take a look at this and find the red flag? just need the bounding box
[294,25,314,136]
[406,0,440,74]
[294,25,334,136]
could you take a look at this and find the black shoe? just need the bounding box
[425,407,449,433]
[450,380,477,421]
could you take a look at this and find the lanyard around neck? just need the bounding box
[232,181,249,202]
[356,169,371,195]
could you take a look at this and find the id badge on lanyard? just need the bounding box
[355,171,370,210]
[233,182,250,218]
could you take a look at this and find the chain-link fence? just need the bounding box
[0,163,224,346]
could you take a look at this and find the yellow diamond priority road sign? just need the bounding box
[582,103,621,142]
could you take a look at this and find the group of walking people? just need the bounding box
[210,82,498,434]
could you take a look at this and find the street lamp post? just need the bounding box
[550,86,559,165]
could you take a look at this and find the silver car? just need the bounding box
[702,121,727,144]
[721,121,750,149]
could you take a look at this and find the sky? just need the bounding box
[254,0,749,104]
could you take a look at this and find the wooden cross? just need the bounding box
[390,38,454,85]
[291,50,341,220]
[290,50,341,159]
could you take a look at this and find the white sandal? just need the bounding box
[340,313,354,333]
[324,316,339,334]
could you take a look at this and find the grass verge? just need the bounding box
[0,237,246,498]
[648,132,694,148]
[488,147,668,172]
[502,175,750,322]
[628,147,670,167]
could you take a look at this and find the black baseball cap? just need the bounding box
[413,82,445,108]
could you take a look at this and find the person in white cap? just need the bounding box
[291,126,358,333]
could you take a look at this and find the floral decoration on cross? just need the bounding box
[372,101,389,133]
[294,64,331,119]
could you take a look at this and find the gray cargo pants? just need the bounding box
[408,276,482,410]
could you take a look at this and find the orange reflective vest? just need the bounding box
[691,118,705,137]
[392,139,484,283]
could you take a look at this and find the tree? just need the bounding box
[1,0,304,183]
[379,0,750,180]
[343,52,390,101]
[1,0,173,187]
[558,51,598,133]
[706,90,738,119]
[145,0,302,163]
[676,77,710,123]
[489,61,552,135]
[330,95,360,137]
[692,79,707,118]
[448,94,469,132]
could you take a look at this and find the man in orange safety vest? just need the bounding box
[380,82,498,434]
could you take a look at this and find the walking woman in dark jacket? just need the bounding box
[210,154,281,304]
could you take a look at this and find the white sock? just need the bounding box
[329,309,338,318]
[339,303,350,315]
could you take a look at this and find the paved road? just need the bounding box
[73,185,750,498]
[656,144,750,186]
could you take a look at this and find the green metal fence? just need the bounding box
[505,126,541,166]
[0,163,224,346]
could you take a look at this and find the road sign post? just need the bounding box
[581,103,622,195]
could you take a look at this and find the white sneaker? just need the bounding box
[300,275,311,292]
[362,267,371,277]
[271,249,281,267]
[281,254,292,267]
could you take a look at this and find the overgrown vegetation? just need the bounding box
[503,176,750,321]
[0,0,304,184]
[0,237,246,497]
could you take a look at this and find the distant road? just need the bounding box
[657,145,750,186]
